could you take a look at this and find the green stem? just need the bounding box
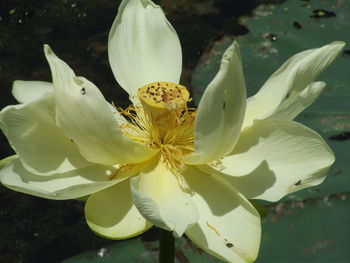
[159,228,175,263]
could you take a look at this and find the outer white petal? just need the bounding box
[0,158,124,200]
[44,45,156,165]
[184,166,261,263]
[271,81,325,120]
[205,119,335,202]
[0,155,17,169]
[108,0,182,99]
[0,94,92,175]
[130,155,198,238]
[85,178,152,240]
[12,80,53,104]
[243,41,345,128]
[184,42,246,165]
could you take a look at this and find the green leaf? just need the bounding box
[62,231,220,263]
[257,194,350,263]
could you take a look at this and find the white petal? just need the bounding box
[44,45,156,165]
[0,155,17,169]
[271,81,325,120]
[0,94,92,175]
[0,158,123,200]
[184,166,261,263]
[108,0,182,99]
[243,41,345,128]
[206,119,335,202]
[85,179,152,239]
[12,80,53,103]
[130,155,198,238]
[185,42,246,164]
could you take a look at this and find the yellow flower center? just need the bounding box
[118,82,195,173]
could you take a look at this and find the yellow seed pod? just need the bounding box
[138,82,190,120]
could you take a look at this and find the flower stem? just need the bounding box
[159,229,175,263]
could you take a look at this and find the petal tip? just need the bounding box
[331,40,346,48]
[222,40,241,64]
[43,44,52,55]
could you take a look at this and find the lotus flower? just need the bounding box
[0,0,344,262]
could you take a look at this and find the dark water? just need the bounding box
[0,0,281,262]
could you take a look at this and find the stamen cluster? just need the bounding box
[117,82,195,173]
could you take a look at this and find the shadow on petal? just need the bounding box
[221,160,276,200]
[184,166,261,263]
[12,160,115,183]
[0,159,123,200]
[185,166,259,217]
[87,182,133,228]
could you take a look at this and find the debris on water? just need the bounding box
[332,168,342,176]
[291,201,305,209]
[320,196,333,207]
[310,9,336,18]
[9,8,16,15]
[97,247,109,258]
[302,240,336,254]
[293,21,302,29]
[265,33,278,41]
[328,131,350,141]
[301,0,310,7]
[342,50,350,57]
[334,193,347,200]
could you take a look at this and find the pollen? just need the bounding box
[117,82,195,174]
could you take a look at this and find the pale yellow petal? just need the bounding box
[243,41,344,128]
[130,155,198,237]
[0,155,17,169]
[85,178,152,239]
[108,0,182,100]
[185,42,246,164]
[0,158,122,200]
[205,119,335,202]
[184,166,261,263]
[271,81,325,120]
[44,45,156,165]
[12,80,53,103]
[0,94,92,175]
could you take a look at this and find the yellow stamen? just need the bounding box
[117,82,195,174]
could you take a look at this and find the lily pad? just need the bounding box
[256,194,350,263]
[62,232,219,263]
[191,0,350,200]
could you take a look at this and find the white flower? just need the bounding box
[0,0,344,262]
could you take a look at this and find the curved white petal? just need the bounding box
[0,94,92,175]
[44,45,156,165]
[85,178,152,240]
[0,155,17,169]
[130,155,198,238]
[243,41,345,128]
[184,166,261,263]
[12,80,53,104]
[0,158,123,200]
[108,0,182,99]
[271,81,325,120]
[206,119,335,202]
[185,42,246,165]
